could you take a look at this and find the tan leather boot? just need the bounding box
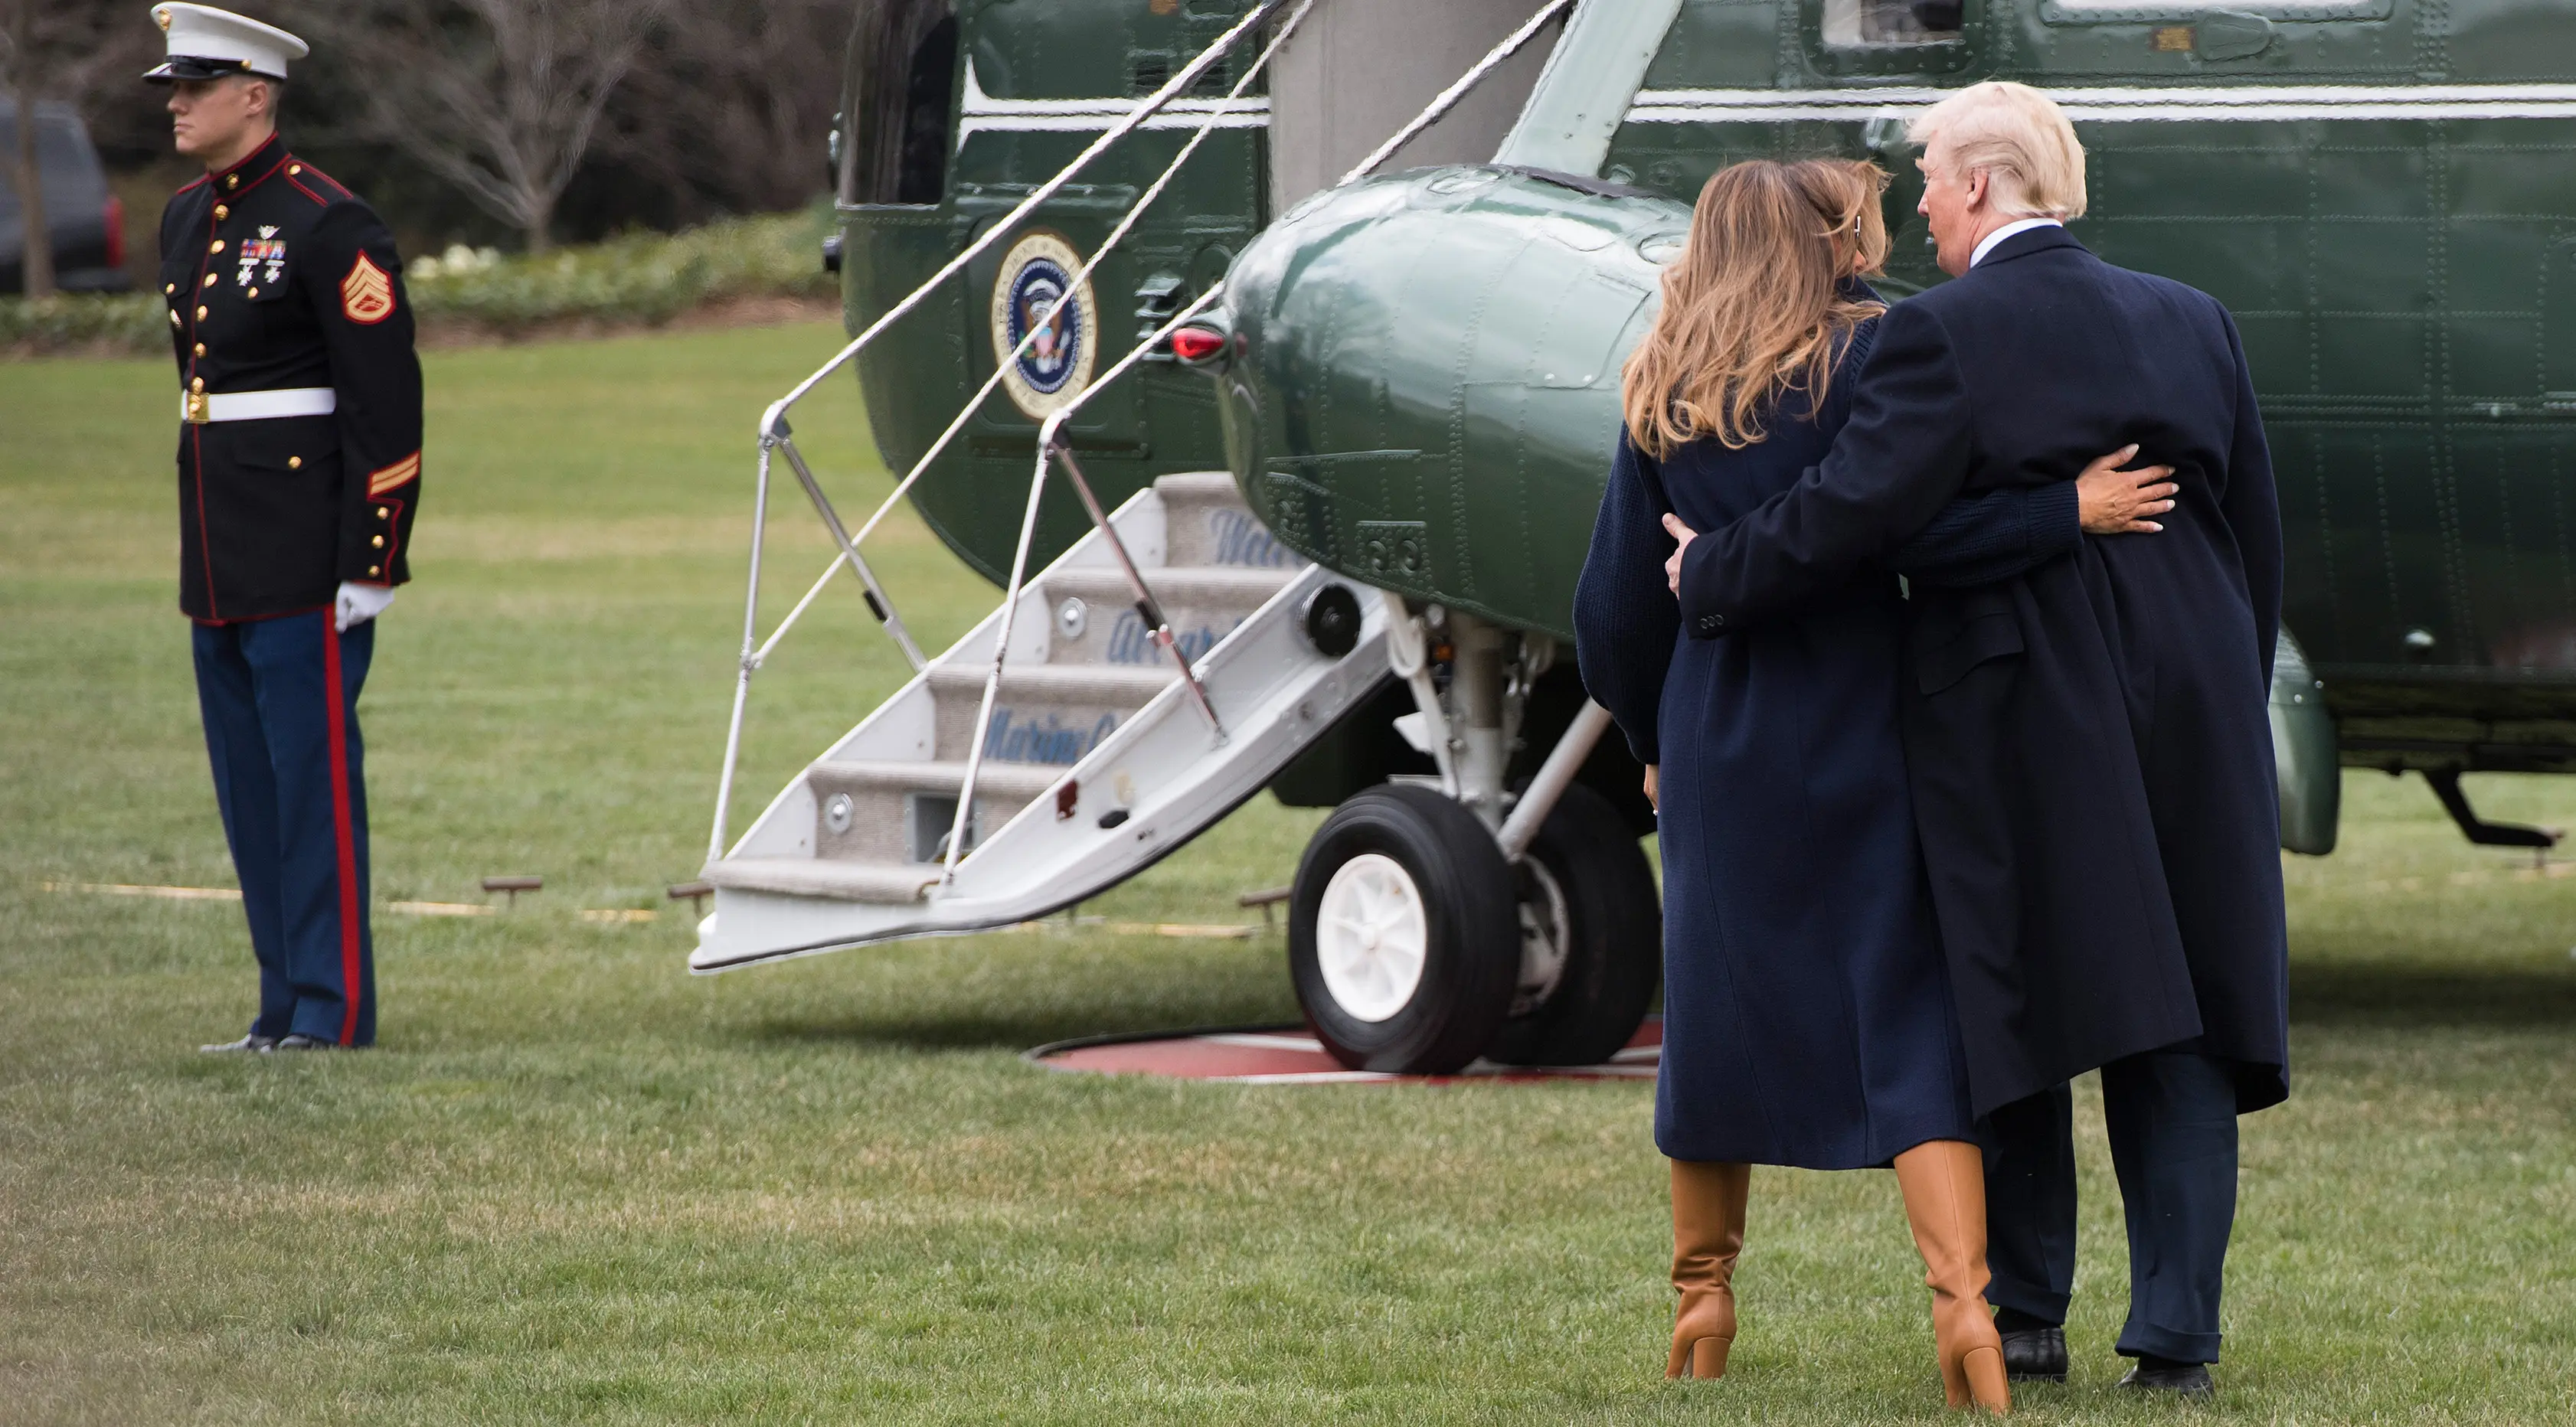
[1894,1140,2012,1414]
[1667,1158,1751,1378]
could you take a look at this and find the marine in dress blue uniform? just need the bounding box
[149,5,422,1052]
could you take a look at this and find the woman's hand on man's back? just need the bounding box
[2077,445,2178,534]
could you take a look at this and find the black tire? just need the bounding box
[1289,783,1520,1074]
[1487,782,1662,1067]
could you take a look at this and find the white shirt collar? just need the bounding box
[1970,217,2064,269]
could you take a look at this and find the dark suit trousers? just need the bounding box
[1980,1042,2238,1363]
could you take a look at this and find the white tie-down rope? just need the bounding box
[750,0,1321,669]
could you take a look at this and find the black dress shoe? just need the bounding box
[2119,1359,2215,1397]
[273,1033,340,1050]
[2000,1325,2068,1382]
[198,1034,278,1053]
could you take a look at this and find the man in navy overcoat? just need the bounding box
[1669,83,2288,1397]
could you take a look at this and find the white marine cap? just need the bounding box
[142,4,309,83]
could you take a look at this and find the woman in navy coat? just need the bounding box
[1574,159,2167,1410]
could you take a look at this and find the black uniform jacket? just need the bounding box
[159,132,422,622]
[1677,227,2290,1118]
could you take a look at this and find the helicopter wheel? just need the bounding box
[1289,783,1519,1075]
[1486,782,1661,1068]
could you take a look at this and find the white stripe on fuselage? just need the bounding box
[956,58,1270,148]
[950,70,2576,150]
[1626,83,2576,125]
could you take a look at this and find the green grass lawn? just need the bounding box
[3,325,2571,1424]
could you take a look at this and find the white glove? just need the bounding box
[335,581,396,632]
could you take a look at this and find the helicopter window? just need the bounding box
[1820,0,1963,45]
[839,1,957,207]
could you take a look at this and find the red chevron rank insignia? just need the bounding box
[341,252,395,325]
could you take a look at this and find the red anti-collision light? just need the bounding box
[1169,325,1228,364]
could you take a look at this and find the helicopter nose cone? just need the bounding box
[1212,168,1685,638]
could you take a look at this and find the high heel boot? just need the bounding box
[1666,1159,1750,1378]
[1893,1140,2012,1414]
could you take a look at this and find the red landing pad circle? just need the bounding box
[1028,1016,1661,1085]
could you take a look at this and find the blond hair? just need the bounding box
[1620,159,1891,456]
[1907,81,2088,220]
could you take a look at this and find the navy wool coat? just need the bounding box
[1577,306,2078,1168]
[1679,228,2290,1118]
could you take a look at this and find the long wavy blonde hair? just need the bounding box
[1621,158,1892,456]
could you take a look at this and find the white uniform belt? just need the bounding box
[181,387,338,423]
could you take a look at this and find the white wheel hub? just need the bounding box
[1315,852,1429,1022]
[1512,858,1571,1016]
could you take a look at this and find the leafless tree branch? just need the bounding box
[287,0,672,250]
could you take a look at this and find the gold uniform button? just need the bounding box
[247,287,260,299]
[213,204,228,220]
[367,565,381,577]
[195,305,208,320]
[163,282,175,295]
[289,165,302,175]
[192,343,206,357]
[201,273,216,287]
[289,456,303,470]
[371,535,384,549]
[190,377,204,393]
[224,174,237,189]
[169,312,181,328]
[376,507,390,519]
[210,240,225,255]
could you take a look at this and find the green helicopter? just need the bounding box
[693,0,2576,1073]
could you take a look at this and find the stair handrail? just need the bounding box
[747,0,1321,674]
[939,287,1230,886]
[708,0,1307,866]
[940,0,1581,886]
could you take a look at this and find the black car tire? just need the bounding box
[1486,782,1662,1068]
[1289,782,1519,1074]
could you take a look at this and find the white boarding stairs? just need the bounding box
[691,472,1391,971]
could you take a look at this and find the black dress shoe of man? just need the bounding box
[2000,1325,2068,1382]
[273,1033,340,1050]
[198,1034,278,1053]
[2119,1357,2215,1397]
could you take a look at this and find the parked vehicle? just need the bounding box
[1,100,132,296]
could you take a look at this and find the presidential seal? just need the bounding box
[990,230,1097,420]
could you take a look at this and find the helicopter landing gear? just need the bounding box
[1288,602,1660,1075]
[1290,783,1521,1073]
[1488,781,1661,1068]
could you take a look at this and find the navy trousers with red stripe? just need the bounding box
[193,611,376,1046]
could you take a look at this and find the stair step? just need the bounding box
[1039,565,1297,668]
[1042,565,1296,605]
[809,758,1063,802]
[1154,471,1296,569]
[922,663,1175,762]
[923,663,1176,701]
[1151,470,1245,502]
[806,758,1064,863]
[705,856,940,903]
